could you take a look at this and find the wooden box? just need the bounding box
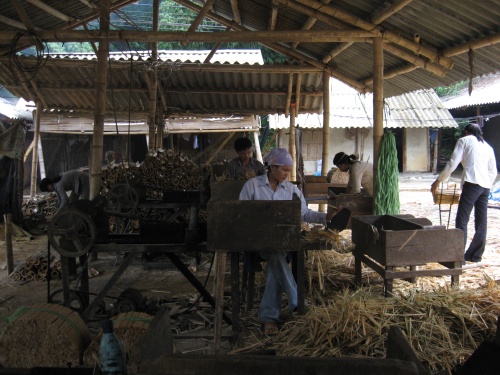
[209,180,247,202]
[351,215,464,266]
[207,199,301,252]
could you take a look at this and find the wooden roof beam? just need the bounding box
[295,72,302,116]
[182,0,216,46]
[285,73,294,118]
[204,26,232,63]
[281,0,454,69]
[370,0,416,25]
[443,31,500,57]
[0,14,43,31]
[27,0,74,22]
[0,29,376,43]
[269,1,279,31]
[322,42,352,64]
[76,0,97,9]
[230,0,241,25]
[172,0,366,92]
[291,0,331,50]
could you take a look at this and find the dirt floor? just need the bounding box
[0,171,500,371]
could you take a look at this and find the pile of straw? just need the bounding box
[0,303,90,368]
[269,287,500,373]
[83,312,153,366]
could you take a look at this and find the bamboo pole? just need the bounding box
[205,132,235,164]
[443,31,500,57]
[295,72,302,116]
[89,0,109,199]
[373,37,384,205]
[4,214,14,275]
[320,71,330,213]
[289,107,297,182]
[24,139,35,162]
[252,128,263,163]
[0,29,376,44]
[30,101,41,198]
[230,0,241,25]
[204,26,232,63]
[148,0,159,150]
[370,0,415,24]
[183,0,216,46]
[280,0,454,69]
[285,73,294,118]
[37,136,46,179]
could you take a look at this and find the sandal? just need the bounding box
[262,321,278,335]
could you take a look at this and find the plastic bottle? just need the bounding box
[99,319,127,375]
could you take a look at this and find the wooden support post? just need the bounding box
[295,72,302,115]
[289,106,296,182]
[37,136,45,179]
[252,129,263,163]
[4,214,14,275]
[214,251,227,353]
[30,101,41,198]
[23,139,34,163]
[285,73,294,118]
[373,37,384,205]
[320,70,330,212]
[432,130,439,174]
[90,0,110,199]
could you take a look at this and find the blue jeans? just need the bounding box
[258,251,297,323]
[456,182,490,262]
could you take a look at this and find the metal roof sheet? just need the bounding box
[442,74,500,109]
[270,79,457,129]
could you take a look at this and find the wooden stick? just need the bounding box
[4,214,14,275]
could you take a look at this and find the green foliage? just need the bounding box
[434,80,468,98]
[375,132,400,215]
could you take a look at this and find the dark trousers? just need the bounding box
[456,182,490,262]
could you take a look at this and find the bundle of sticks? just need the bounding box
[9,252,61,282]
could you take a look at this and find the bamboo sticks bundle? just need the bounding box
[9,252,61,282]
[0,303,91,368]
[83,312,153,367]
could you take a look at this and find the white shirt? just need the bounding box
[438,135,497,189]
[348,161,374,196]
[239,173,327,225]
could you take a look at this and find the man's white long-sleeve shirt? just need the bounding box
[438,135,497,189]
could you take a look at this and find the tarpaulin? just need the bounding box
[0,122,26,160]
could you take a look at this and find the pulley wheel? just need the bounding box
[107,183,140,215]
[48,209,96,257]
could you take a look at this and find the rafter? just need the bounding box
[182,0,216,46]
[291,0,331,50]
[204,26,232,63]
[443,31,500,57]
[0,14,41,31]
[10,0,37,33]
[370,0,415,25]
[230,0,241,25]
[269,1,279,31]
[279,0,454,69]
[27,0,74,22]
[171,0,366,92]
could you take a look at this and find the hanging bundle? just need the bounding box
[374,132,400,215]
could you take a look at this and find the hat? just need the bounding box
[265,148,293,166]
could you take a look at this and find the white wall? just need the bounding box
[405,128,429,172]
[278,128,374,175]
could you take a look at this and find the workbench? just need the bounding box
[351,214,464,296]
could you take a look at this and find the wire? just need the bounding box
[9,31,49,83]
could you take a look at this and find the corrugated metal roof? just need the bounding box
[0,97,32,121]
[0,0,499,105]
[442,74,500,109]
[270,79,457,129]
[48,49,265,65]
[0,50,323,117]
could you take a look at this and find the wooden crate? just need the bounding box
[207,200,301,252]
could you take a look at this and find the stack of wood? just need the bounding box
[141,149,203,191]
[83,312,153,367]
[100,161,143,193]
[0,303,91,368]
[22,194,58,218]
[10,252,61,282]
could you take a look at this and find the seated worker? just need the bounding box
[39,169,90,212]
[239,148,340,335]
[226,137,265,180]
[333,152,374,196]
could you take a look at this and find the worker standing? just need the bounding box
[431,123,497,263]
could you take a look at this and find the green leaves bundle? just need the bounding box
[374,132,400,215]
